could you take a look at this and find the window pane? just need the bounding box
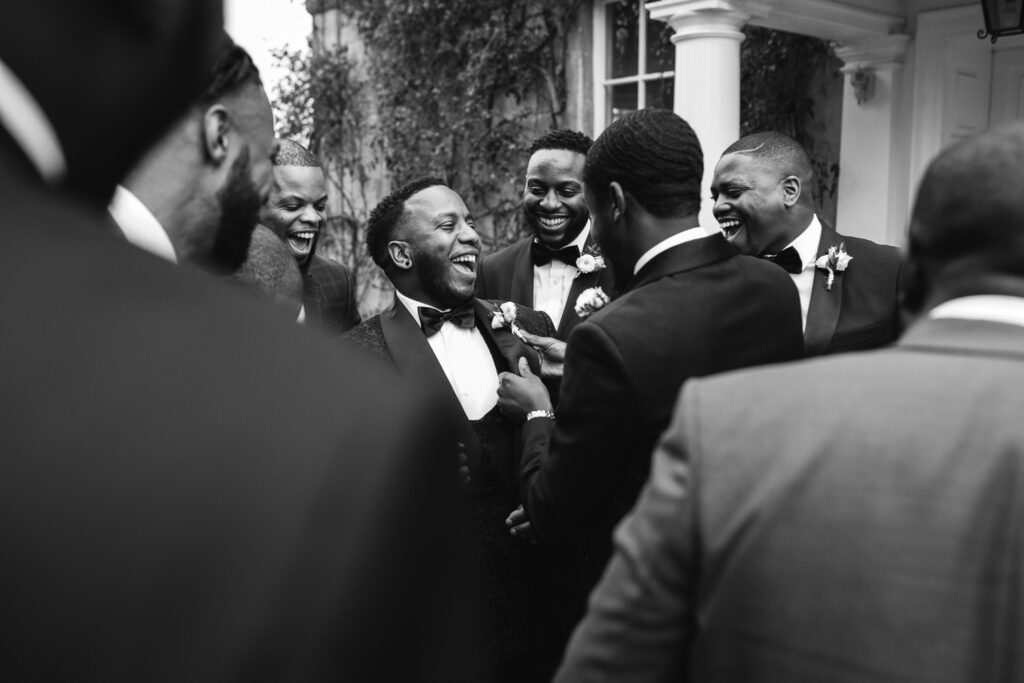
[609,1,639,78]
[610,83,638,122]
[645,16,675,73]
[645,78,674,110]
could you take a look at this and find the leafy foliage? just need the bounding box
[741,26,843,210]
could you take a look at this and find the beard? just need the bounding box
[416,249,474,309]
[201,148,262,274]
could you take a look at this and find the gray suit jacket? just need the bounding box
[557,314,1024,683]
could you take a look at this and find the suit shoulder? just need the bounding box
[484,235,531,266]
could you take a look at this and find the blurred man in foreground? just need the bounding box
[557,123,1024,682]
[0,3,465,680]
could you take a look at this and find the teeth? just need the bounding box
[539,216,568,226]
[718,220,740,229]
[292,231,315,240]
[451,254,477,264]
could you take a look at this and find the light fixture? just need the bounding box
[979,0,1024,42]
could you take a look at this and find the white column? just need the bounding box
[647,0,761,229]
[833,34,911,246]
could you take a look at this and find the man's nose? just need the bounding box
[299,205,321,226]
[458,223,481,246]
[540,189,561,211]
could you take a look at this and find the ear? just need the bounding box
[608,181,627,221]
[781,175,802,207]
[387,241,413,271]
[201,104,231,164]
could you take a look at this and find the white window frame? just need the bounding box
[592,0,675,133]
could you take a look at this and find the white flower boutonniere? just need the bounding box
[574,286,611,319]
[814,243,852,291]
[491,301,528,341]
[575,249,606,277]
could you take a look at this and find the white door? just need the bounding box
[990,46,1024,126]
[940,34,992,146]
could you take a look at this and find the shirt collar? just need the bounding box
[0,56,66,183]
[780,214,822,273]
[395,289,448,326]
[633,226,709,275]
[108,185,178,264]
[929,295,1024,328]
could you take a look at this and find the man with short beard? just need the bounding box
[109,37,274,274]
[259,138,360,334]
[345,177,565,683]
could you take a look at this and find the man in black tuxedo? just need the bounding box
[345,177,573,682]
[0,3,465,681]
[260,138,361,334]
[478,129,617,342]
[711,131,902,355]
[109,39,275,274]
[497,110,804,590]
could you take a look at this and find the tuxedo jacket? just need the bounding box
[519,233,805,579]
[805,223,902,356]
[477,232,619,341]
[344,298,564,679]
[0,157,467,682]
[557,315,1024,683]
[303,254,361,336]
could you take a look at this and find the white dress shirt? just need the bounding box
[633,227,709,275]
[929,295,1024,328]
[108,185,178,264]
[533,223,591,326]
[0,56,66,182]
[767,215,822,332]
[396,291,499,420]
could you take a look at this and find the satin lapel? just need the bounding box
[474,299,542,376]
[510,238,534,307]
[380,298,479,448]
[803,224,844,356]
[626,232,736,292]
[559,269,600,338]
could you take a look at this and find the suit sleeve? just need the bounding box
[339,266,361,333]
[520,320,637,545]
[554,382,701,682]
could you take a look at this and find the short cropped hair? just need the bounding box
[366,177,448,270]
[198,37,262,106]
[273,139,320,168]
[583,109,702,218]
[528,129,594,157]
[722,131,813,182]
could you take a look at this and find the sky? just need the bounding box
[225,0,312,99]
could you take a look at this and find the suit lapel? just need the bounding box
[510,238,534,309]
[803,223,843,356]
[557,232,602,337]
[474,299,542,376]
[626,232,736,292]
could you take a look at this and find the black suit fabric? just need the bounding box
[344,299,568,682]
[520,233,805,581]
[477,233,618,340]
[0,165,467,682]
[805,223,902,356]
[302,254,361,336]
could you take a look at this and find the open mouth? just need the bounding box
[536,215,569,232]
[718,218,743,241]
[450,253,478,275]
[287,230,317,255]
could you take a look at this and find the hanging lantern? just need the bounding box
[979,0,1024,42]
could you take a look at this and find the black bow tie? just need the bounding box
[762,246,804,274]
[418,302,476,337]
[531,241,581,267]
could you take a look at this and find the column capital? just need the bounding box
[833,33,911,72]
[647,0,768,41]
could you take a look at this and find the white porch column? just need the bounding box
[647,0,759,229]
[833,34,911,246]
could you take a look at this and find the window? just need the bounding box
[593,0,676,131]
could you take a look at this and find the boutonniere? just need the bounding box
[574,286,611,320]
[574,245,607,277]
[814,243,852,291]
[490,301,528,341]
